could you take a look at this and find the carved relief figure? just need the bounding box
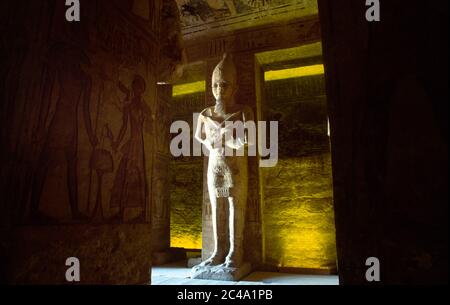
[29,44,96,224]
[83,36,117,222]
[155,99,172,154]
[109,75,153,223]
[88,124,114,222]
[193,54,254,278]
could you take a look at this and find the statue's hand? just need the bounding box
[236,137,245,148]
[204,139,214,151]
[220,127,230,136]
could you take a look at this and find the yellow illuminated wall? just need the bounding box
[261,68,337,271]
[172,81,206,97]
[261,155,336,270]
[264,64,324,81]
[169,91,204,250]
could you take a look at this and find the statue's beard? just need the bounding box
[215,99,226,115]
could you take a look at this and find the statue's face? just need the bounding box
[212,70,236,103]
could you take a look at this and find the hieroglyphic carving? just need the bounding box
[152,153,171,227]
[186,17,321,62]
[178,0,313,39]
[95,2,159,70]
[266,74,326,100]
[172,93,206,121]
[208,37,234,58]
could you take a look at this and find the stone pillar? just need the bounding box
[151,84,184,264]
[234,52,264,267]
[152,85,172,251]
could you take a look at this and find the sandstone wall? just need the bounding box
[169,92,205,250]
[261,74,337,271]
[0,0,166,284]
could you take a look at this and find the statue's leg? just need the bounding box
[224,196,246,268]
[199,195,226,266]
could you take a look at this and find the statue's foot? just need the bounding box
[214,261,237,273]
[198,253,224,267]
[219,260,236,269]
[220,254,242,269]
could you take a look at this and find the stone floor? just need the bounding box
[152,261,339,285]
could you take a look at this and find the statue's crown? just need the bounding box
[213,53,237,82]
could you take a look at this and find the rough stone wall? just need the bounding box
[170,159,203,249]
[169,92,205,249]
[0,0,164,284]
[261,75,337,270]
[6,225,153,284]
[262,156,336,269]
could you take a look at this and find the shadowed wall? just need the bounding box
[319,0,448,284]
[0,0,170,284]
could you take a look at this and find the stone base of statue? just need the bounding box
[190,262,252,281]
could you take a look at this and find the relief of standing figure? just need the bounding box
[109,75,153,223]
[29,44,97,224]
